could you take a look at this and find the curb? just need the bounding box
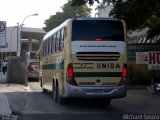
[0,93,12,114]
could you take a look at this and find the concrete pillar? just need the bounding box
[28,35,32,51]
[7,56,26,84]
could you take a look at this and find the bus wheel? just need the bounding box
[39,77,42,87]
[53,82,58,102]
[53,81,65,104]
[42,88,48,93]
[58,96,66,105]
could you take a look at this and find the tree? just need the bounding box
[43,0,91,31]
[109,0,160,38]
[110,0,152,30]
[146,15,160,38]
[71,0,160,38]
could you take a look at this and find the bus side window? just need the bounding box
[57,31,60,52]
[47,38,50,55]
[53,34,56,52]
[64,27,67,38]
[49,37,52,55]
[55,33,58,52]
[51,36,54,54]
[44,40,47,56]
[60,28,65,51]
[43,41,45,57]
[59,30,62,51]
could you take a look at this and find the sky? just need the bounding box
[0,0,68,28]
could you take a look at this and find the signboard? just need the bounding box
[0,21,6,46]
[148,51,160,70]
[136,52,148,64]
[136,51,160,70]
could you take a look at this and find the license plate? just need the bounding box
[93,89,104,94]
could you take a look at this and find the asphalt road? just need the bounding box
[4,82,160,120]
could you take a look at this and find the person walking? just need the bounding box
[2,60,7,75]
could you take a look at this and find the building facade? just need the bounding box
[0,26,46,59]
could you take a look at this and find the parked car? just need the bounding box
[27,61,39,81]
[26,51,39,81]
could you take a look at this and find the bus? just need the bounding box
[39,18,127,105]
[26,51,39,81]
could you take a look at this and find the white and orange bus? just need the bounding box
[39,18,127,105]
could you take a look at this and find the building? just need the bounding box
[0,26,46,59]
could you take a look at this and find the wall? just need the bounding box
[0,26,18,53]
[7,56,26,84]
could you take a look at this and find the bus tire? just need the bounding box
[53,81,65,104]
[53,81,58,102]
[42,88,48,93]
[58,96,66,105]
[40,77,42,87]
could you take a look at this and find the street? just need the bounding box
[0,82,159,120]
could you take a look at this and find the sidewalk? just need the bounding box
[0,71,7,83]
[0,93,12,114]
[0,83,28,115]
[0,79,32,115]
[0,71,12,114]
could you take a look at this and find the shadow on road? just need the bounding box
[2,82,160,120]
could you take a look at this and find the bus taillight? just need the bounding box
[122,64,127,78]
[96,38,102,41]
[118,64,127,86]
[68,63,73,78]
[66,63,78,86]
[28,65,33,73]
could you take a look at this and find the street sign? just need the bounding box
[0,21,6,46]
[148,51,160,70]
[136,52,148,64]
[136,51,160,70]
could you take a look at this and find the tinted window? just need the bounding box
[30,52,36,59]
[72,20,124,41]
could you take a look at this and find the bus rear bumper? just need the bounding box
[64,83,127,98]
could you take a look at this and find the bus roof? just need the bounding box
[75,17,121,21]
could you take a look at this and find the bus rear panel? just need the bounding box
[65,19,127,98]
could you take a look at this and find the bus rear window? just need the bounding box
[72,20,124,41]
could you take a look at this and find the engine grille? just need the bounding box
[76,52,120,61]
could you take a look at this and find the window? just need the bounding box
[59,30,62,51]
[60,28,65,51]
[44,41,46,56]
[30,52,36,59]
[72,20,124,41]
[57,31,60,52]
[51,36,54,54]
[49,37,52,54]
[47,39,50,55]
[55,33,58,52]
[53,34,56,52]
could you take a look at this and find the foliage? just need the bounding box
[145,15,160,38]
[43,0,91,32]
[111,1,151,29]
[110,0,160,38]
[71,0,160,38]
